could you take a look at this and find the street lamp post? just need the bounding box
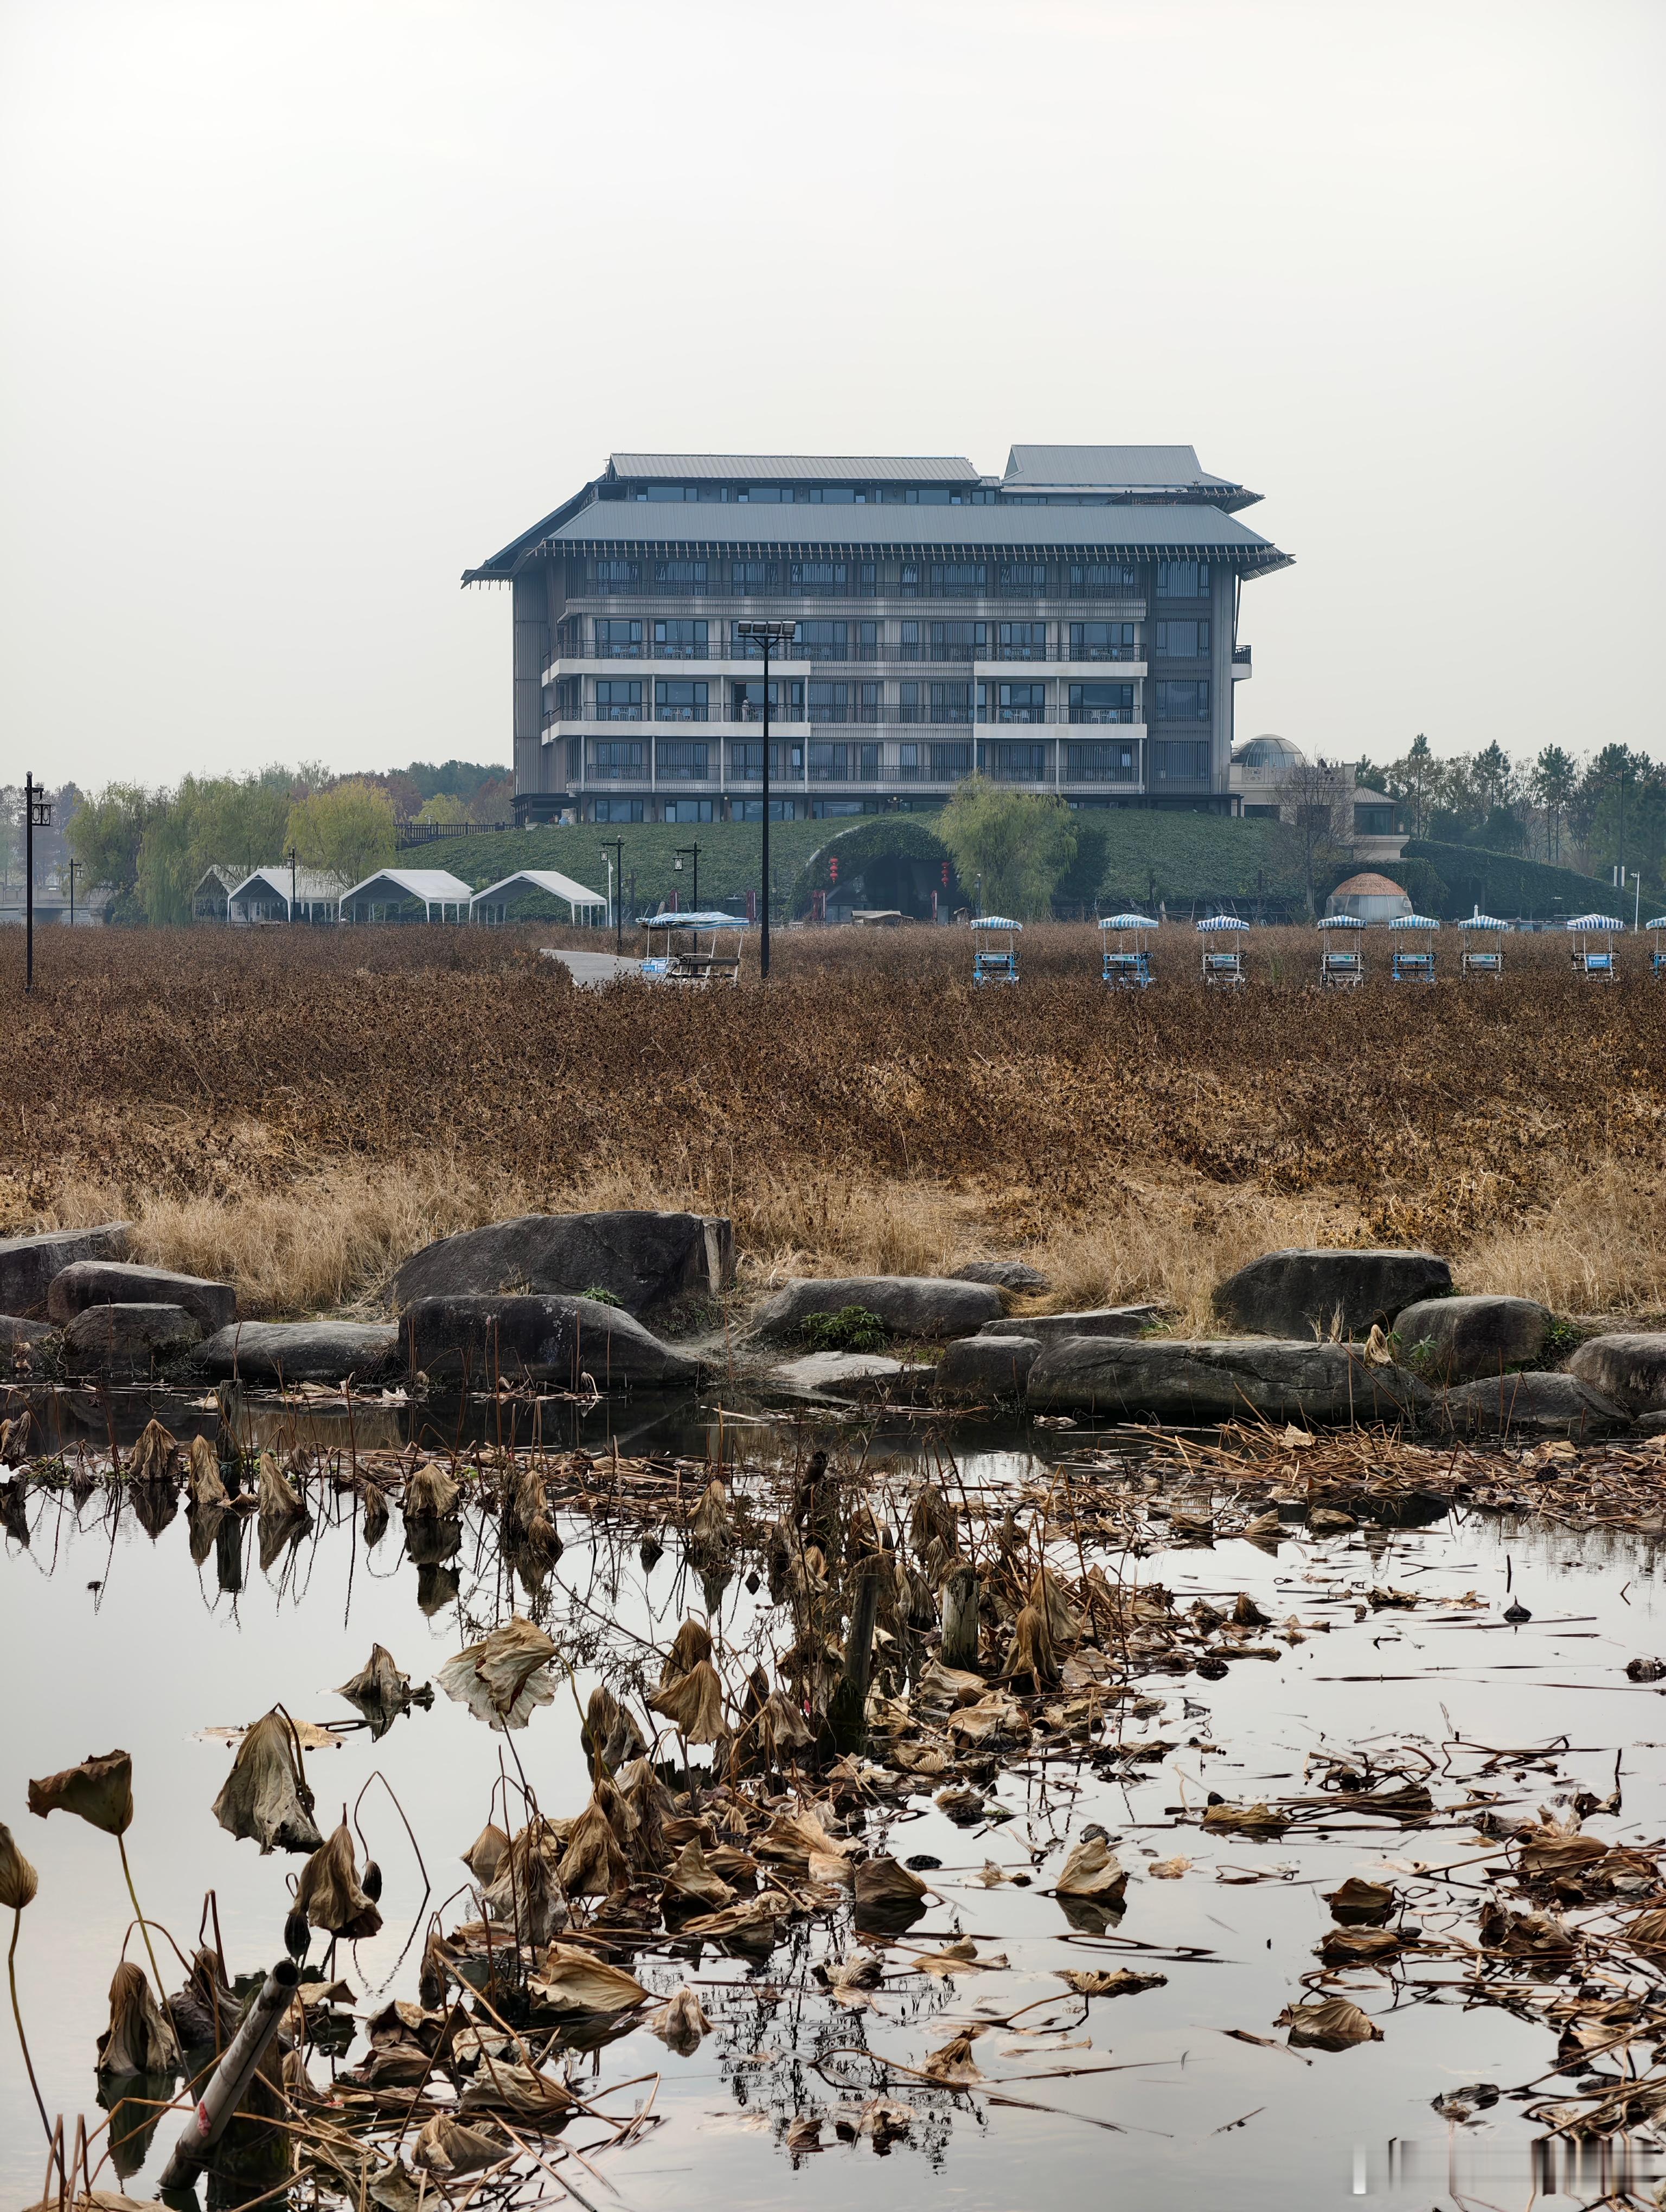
[600,837,624,951]
[734,619,797,979]
[24,774,53,994]
[672,843,701,914]
[287,843,299,924]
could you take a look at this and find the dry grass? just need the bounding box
[6,923,1665,1322]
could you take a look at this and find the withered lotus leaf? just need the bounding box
[1055,1837,1129,1900]
[257,1453,304,1521]
[854,1855,927,1909]
[185,1435,226,1508]
[1010,1604,1059,1689]
[1624,1909,1666,1951]
[210,1711,322,1855]
[412,2113,511,2177]
[1201,1801,1289,1836]
[823,1950,885,2008]
[582,1683,646,1774]
[0,1821,38,1911]
[1324,1877,1395,1925]
[661,1836,736,1914]
[406,1461,461,1520]
[687,1478,732,1557]
[482,1822,569,1946]
[556,1792,629,1898]
[922,2025,986,2083]
[529,1941,649,2016]
[456,2060,576,2120]
[337,1644,410,1710]
[97,1960,180,2075]
[1278,1996,1383,2050]
[29,1748,134,1837]
[662,1616,714,1682]
[294,1822,383,1940]
[761,1688,815,1751]
[1058,1967,1167,1997]
[1318,1925,1404,1965]
[646,1983,710,2054]
[361,1484,389,1546]
[463,1823,511,1885]
[127,1418,178,1485]
[648,1659,728,1745]
[437,1616,557,1732]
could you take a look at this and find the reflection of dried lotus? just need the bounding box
[209,1711,321,1855]
[294,1822,383,1940]
[30,1748,134,1837]
[528,1941,648,2016]
[1278,1995,1382,2049]
[437,1616,556,1732]
[361,1484,389,1545]
[646,1984,710,2054]
[1055,1836,1128,1900]
[648,1660,727,1744]
[97,1960,180,2075]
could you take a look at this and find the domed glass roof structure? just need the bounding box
[1231,732,1308,774]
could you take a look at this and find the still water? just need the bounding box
[2,1393,1663,2210]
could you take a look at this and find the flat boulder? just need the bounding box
[1212,1247,1452,1341]
[769,1351,911,1396]
[1568,1334,1666,1414]
[954,1259,1049,1294]
[403,1294,697,1390]
[194,1320,400,1386]
[1393,1294,1550,1382]
[48,1260,236,1336]
[937,1334,1041,1401]
[0,1315,54,1347]
[1026,1336,1430,1425]
[1430,1371,1629,1439]
[982,1307,1158,1343]
[63,1302,202,1377]
[0,1224,131,1316]
[752,1276,1002,1342]
[389,1211,733,1323]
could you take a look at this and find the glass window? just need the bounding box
[931,621,986,658]
[857,620,879,658]
[588,740,644,773]
[731,797,798,819]
[1069,621,1136,660]
[738,487,784,503]
[793,620,848,660]
[858,561,878,595]
[595,559,640,590]
[807,486,856,503]
[899,620,921,658]
[930,742,973,776]
[655,679,709,721]
[1152,680,1209,720]
[791,560,848,591]
[653,619,708,658]
[656,740,710,778]
[654,559,707,590]
[932,562,986,595]
[997,562,1048,595]
[1065,741,1137,780]
[857,681,881,722]
[998,621,1047,659]
[661,798,714,821]
[992,681,1047,722]
[1068,682,1135,722]
[731,679,802,721]
[1156,561,1209,597]
[1068,561,1138,595]
[899,563,920,597]
[988,741,1048,779]
[808,681,849,722]
[595,679,643,719]
[731,560,778,594]
[909,487,960,505]
[594,619,643,657]
[899,681,921,721]
[1154,620,1209,655]
[1153,740,1210,781]
[592,798,644,821]
[930,681,973,723]
[898,742,919,768]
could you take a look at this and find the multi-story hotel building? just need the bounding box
[464,446,1291,826]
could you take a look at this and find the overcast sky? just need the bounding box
[2,0,1661,792]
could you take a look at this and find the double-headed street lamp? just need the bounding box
[23,773,53,993]
[672,842,701,913]
[734,619,797,979]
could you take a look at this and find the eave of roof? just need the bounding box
[606,452,977,482]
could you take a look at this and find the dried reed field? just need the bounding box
[5,924,1664,1322]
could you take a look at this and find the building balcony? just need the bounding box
[1232,645,1252,680]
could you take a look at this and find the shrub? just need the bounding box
[798,1306,888,1353]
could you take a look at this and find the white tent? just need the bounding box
[338,867,473,923]
[226,865,343,924]
[470,869,607,925]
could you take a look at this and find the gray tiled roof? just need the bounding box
[607,453,978,482]
[1003,444,1242,492]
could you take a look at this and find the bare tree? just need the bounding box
[1277,756,1351,917]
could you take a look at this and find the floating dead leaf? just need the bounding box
[29,1747,134,1837]
[337,1643,411,1715]
[1055,1836,1129,1900]
[648,1658,728,1744]
[1517,1813,1609,1879]
[786,2113,825,2154]
[1324,1877,1395,1925]
[1308,1506,1356,1534]
[456,2060,576,2121]
[529,1941,648,2016]
[822,1951,885,2008]
[406,1461,460,1519]
[412,2113,511,2177]
[1622,1908,1666,1952]
[1059,1967,1167,1998]
[976,1860,1015,1887]
[646,1984,711,2053]
[913,1937,1007,1976]
[295,1822,383,1940]
[96,1960,178,2075]
[922,2024,987,2083]
[185,1435,226,1508]
[1202,1801,1288,1837]
[437,1616,556,1732]
[1150,1855,1192,1880]
[1278,1996,1382,2050]
[210,1710,321,1855]
[1318,1925,1404,1965]
[948,1691,1030,1746]
[935,1785,986,1825]
[1368,1587,1420,1610]
[854,1855,928,1912]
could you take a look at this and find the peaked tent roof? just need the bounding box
[471,869,607,912]
[339,867,473,906]
[228,865,345,905]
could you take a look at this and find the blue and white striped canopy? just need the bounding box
[1389,914,1441,931]
[1196,915,1250,934]
[1646,916,1666,931]
[972,916,1023,930]
[1565,914,1625,931]
[1100,913,1157,930]
[1459,914,1509,931]
[1318,914,1367,930]
[642,911,749,928]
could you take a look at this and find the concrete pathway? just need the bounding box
[540,948,643,987]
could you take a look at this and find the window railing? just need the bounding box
[656,705,709,722]
[1067,705,1138,724]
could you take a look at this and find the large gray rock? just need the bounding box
[1212,1248,1453,1341]
[768,1351,911,1396]
[0,1315,54,1348]
[752,1276,1003,1342]
[48,1261,236,1336]
[403,1294,697,1390]
[194,1320,400,1386]
[63,1303,202,1377]
[981,1307,1158,1343]
[937,1334,1041,1401]
[954,1259,1049,1294]
[1026,1336,1431,1425]
[1568,1334,1666,1414]
[1431,1371,1630,1439]
[0,1224,131,1316]
[1393,1294,1550,1382]
[389,1211,733,1323]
